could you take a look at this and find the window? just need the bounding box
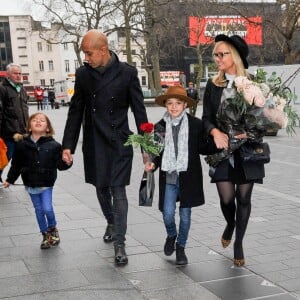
[47,44,52,51]
[17,37,26,40]
[141,76,146,86]
[50,79,55,86]
[18,46,27,49]
[39,60,44,71]
[40,79,45,86]
[37,42,42,52]
[16,28,25,31]
[65,60,70,72]
[20,64,28,67]
[63,43,68,50]
[19,55,28,58]
[48,60,54,71]
[141,61,145,68]
[74,60,80,70]
[131,61,137,67]
[132,49,136,55]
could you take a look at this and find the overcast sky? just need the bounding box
[0,0,37,17]
[0,0,277,19]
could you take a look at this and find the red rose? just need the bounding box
[140,122,154,133]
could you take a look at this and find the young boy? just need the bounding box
[144,85,218,265]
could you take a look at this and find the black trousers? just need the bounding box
[96,186,128,246]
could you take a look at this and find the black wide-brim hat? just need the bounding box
[215,34,249,69]
[155,85,196,108]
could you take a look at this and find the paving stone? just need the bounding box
[143,282,220,300]
[201,275,289,300]
[179,259,251,282]
[0,269,89,298]
[0,260,29,278]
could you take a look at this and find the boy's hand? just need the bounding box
[144,161,155,172]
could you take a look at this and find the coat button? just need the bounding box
[109,110,113,114]
[93,108,96,112]
[111,97,115,101]
[93,94,96,98]
[111,124,115,128]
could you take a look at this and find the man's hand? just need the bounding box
[62,149,73,165]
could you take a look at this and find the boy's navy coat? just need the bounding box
[154,114,218,212]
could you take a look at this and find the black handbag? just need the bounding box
[239,142,270,164]
[139,171,155,207]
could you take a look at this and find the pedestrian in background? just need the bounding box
[202,34,265,267]
[144,85,218,265]
[48,88,56,109]
[43,88,49,110]
[3,113,72,249]
[62,29,148,266]
[34,86,44,110]
[186,82,198,116]
[0,63,29,183]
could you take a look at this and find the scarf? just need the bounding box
[7,78,21,92]
[161,111,189,173]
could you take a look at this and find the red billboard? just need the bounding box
[189,16,262,46]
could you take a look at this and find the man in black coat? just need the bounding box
[62,30,148,265]
[0,63,29,182]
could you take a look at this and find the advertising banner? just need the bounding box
[189,15,262,46]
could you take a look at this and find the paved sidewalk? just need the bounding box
[0,105,299,299]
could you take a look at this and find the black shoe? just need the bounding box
[176,243,188,265]
[114,244,128,266]
[103,224,114,243]
[164,235,177,256]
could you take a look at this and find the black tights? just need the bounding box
[216,181,254,259]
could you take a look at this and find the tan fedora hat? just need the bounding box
[155,85,196,108]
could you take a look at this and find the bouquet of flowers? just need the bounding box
[124,122,164,157]
[222,69,299,136]
[205,69,299,167]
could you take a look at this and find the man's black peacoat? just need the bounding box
[62,52,148,188]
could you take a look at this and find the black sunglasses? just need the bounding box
[213,52,231,59]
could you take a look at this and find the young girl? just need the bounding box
[3,113,72,249]
[144,85,218,265]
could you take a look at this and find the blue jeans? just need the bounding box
[29,187,57,233]
[163,181,191,248]
[96,186,128,246]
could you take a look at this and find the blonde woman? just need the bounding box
[202,35,265,266]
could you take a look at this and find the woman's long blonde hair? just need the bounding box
[212,41,250,87]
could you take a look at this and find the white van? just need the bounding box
[53,79,74,106]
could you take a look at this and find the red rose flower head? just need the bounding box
[140,122,154,133]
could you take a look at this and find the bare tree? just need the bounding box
[32,0,113,65]
[222,0,300,64]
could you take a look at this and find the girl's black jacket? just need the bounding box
[6,135,71,187]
